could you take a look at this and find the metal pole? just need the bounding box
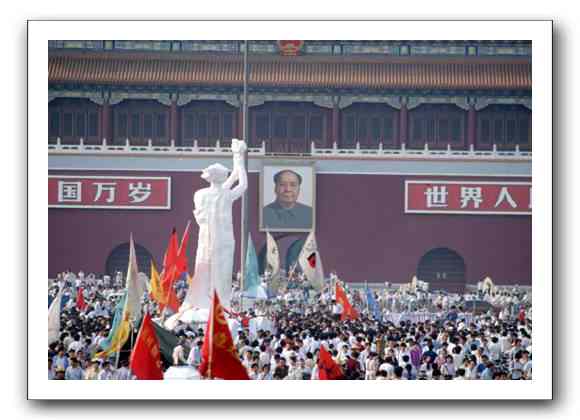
[240,40,250,311]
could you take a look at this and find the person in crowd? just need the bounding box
[65,358,84,380]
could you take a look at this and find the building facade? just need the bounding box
[48,40,532,291]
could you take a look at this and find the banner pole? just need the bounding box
[240,39,250,313]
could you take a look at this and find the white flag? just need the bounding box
[266,231,280,276]
[298,232,324,291]
[124,235,145,322]
[48,287,64,345]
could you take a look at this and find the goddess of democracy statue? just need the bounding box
[180,139,247,311]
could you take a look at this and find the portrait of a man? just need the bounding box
[261,165,315,232]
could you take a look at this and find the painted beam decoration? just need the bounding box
[48,175,171,209]
[405,180,531,215]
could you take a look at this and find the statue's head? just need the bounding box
[201,163,229,184]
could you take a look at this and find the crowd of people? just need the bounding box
[48,270,532,381]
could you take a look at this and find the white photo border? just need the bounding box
[30,20,552,400]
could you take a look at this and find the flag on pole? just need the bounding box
[265,231,280,276]
[335,283,359,321]
[243,234,260,297]
[95,292,131,357]
[266,231,281,295]
[125,234,145,322]
[162,228,179,279]
[148,261,166,305]
[199,290,249,380]
[175,220,191,276]
[365,286,381,321]
[48,287,64,345]
[298,232,324,291]
[160,226,188,312]
[318,345,344,380]
[129,311,164,380]
[76,287,87,312]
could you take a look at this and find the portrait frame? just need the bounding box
[259,161,316,233]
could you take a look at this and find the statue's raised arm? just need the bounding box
[227,138,248,200]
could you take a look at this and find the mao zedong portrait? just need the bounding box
[263,169,313,230]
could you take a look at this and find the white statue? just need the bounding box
[181,139,247,311]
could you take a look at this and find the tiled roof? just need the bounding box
[48,51,531,91]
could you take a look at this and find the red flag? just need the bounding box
[175,221,191,275]
[161,228,179,287]
[158,227,183,313]
[157,266,181,312]
[129,312,164,380]
[336,283,359,321]
[318,345,344,380]
[163,228,179,270]
[76,288,87,312]
[199,290,249,380]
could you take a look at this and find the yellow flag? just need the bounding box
[95,312,131,358]
[149,261,167,305]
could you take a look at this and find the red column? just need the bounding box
[399,102,408,147]
[332,105,340,147]
[170,100,178,145]
[101,101,111,142]
[467,104,476,150]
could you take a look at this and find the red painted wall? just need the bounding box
[48,170,531,285]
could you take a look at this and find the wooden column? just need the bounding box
[170,99,178,144]
[399,101,408,146]
[392,111,400,149]
[467,103,477,150]
[101,100,111,142]
[332,105,340,147]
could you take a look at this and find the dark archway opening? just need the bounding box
[417,247,466,293]
[105,242,154,279]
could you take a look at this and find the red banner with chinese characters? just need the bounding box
[405,180,531,215]
[48,176,171,209]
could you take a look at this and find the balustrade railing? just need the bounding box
[48,138,532,160]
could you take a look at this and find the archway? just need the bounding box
[105,242,154,279]
[417,247,466,293]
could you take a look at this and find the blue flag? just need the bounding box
[366,286,382,321]
[243,234,261,297]
[98,291,128,353]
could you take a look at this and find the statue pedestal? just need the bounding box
[164,307,210,330]
[164,366,201,380]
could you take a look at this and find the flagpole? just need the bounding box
[239,39,250,313]
[365,281,369,316]
[114,348,121,370]
[208,293,215,379]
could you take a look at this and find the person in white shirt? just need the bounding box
[365,352,378,380]
[499,332,512,354]
[48,358,55,380]
[65,358,84,380]
[378,357,395,379]
[286,356,303,380]
[488,336,502,362]
[97,361,115,380]
[332,301,343,321]
[186,340,203,368]
[115,360,134,380]
[172,339,188,366]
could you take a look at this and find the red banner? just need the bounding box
[405,180,531,215]
[48,176,171,209]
